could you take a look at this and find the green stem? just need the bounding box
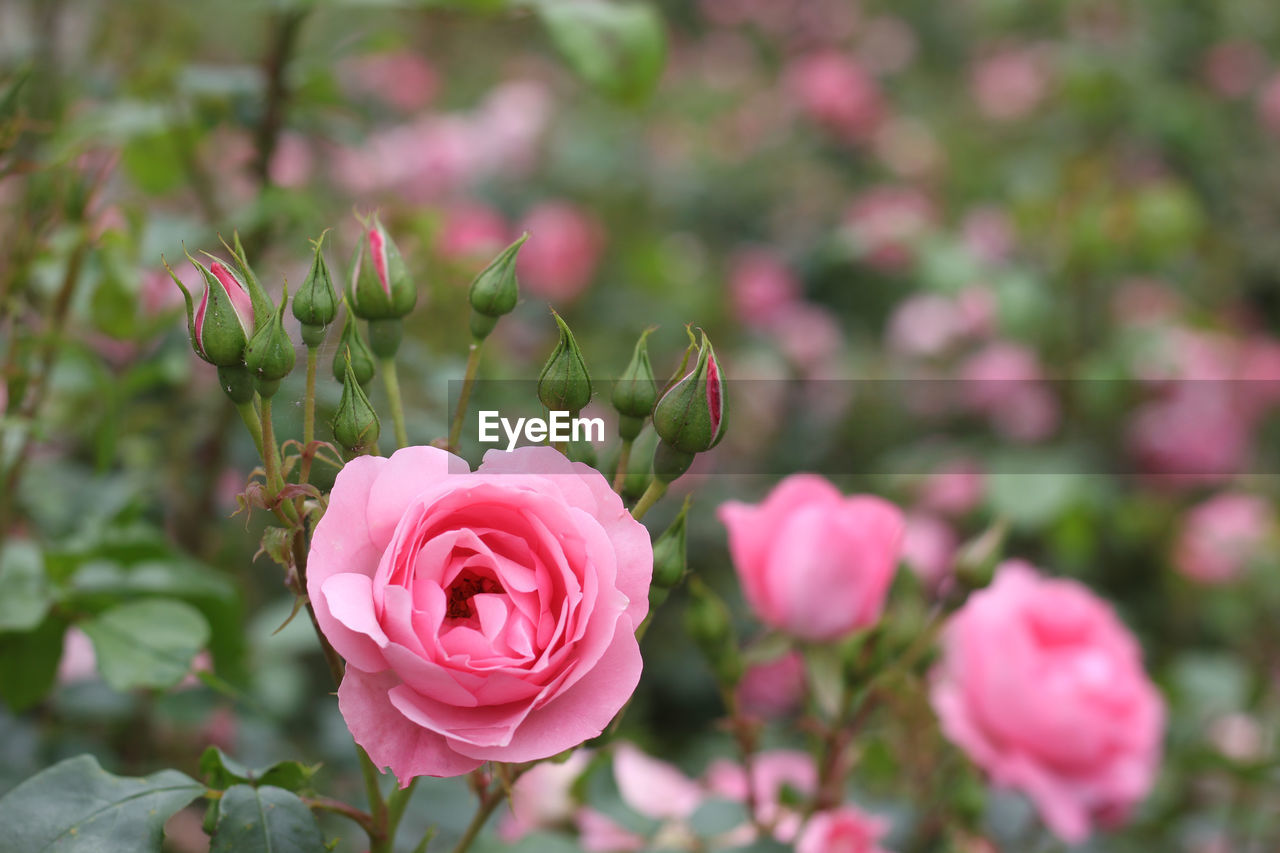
[448,786,504,853]
[386,780,418,844]
[381,358,409,450]
[303,345,317,448]
[235,401,265,458]
[630,479,667,520]
[449,342,483,453]
[259,395,299,524]
[360,747,391,853]
[611,438,633,493]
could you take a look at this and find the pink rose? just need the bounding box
[516,202,605,302]
[786,51,885,144]
[727,247,801,329]
[901,513,958,589]
[307,445,652,780]
[930,561,1165,843]
[970,47,1049,121]
[796,806,893,853]
[719,475,903,642]
[436,203,510,265]
[1172,493,1271,584]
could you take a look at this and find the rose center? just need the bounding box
[445,571,504,619]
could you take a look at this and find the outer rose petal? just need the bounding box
[366,445,466,547]
[318,573,389,673]
[338,668,483,783]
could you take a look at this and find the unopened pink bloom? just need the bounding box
[930,561,1165,843]
[1172,493,1271,584]
[516,202,605,302]
[436,204,510,265]
[306,445,651,781]
[971,47,1049,121]
[728,247,801,329]
[901,513,958,589]
[796,806,894,853]
[736,650,806,719]
[786,52,885,144]
[719,475,903,642]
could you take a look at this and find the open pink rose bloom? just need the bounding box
[306,445,652,780]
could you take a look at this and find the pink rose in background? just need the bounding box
[786,52,885,144]
[887,294,966,358]
[843,185,935,271]
[575,808,646,852]
[1257,73,1280,138]
[306,445,651,780]
[961,206,1016,266]
[719,474,903,642]
[796,805,893,853]
[340,52,439,113]
[727,247,801,329]
[498,749,591,841]
[613,743,703,821]
[919,459,985,517]
[901,513,958,589]
[970,47,1049,121]
[436,203,510,265]
[268,132,314,189]
[736,649,806,719]
[930,561,1165,843]
[705,750,817,843]
[517,202,605,302]
[1128,386,1249,484]
[767,302,845,377]
[960,341,1059,442]
[1172,493,1271,583]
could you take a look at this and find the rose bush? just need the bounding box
[306,444,652,780]
[719,474,904,642]
[930,561,1165,843]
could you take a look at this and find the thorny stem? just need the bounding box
[611,438,633,493]
[381,357,409,450]
[449,342,483,453]
[630,478,667,520]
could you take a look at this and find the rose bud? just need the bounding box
[165,252,254,367]
[224,231,275,331]
[467,233,528,342]
[619,424,660,501]
[652,329,726,456]
[685,576,741,687]
[347,214,416,322]
[244,283,297,398]
[332,307,377,387]
[612,327,658,440]
[332,359,380,454]
[292,231,339,346]
[538,310,592,414]
[651,496,690,594]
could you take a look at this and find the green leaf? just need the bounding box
[534,0,666,104]
[210,785,326,853]
[200,747,317,793]
[0,754,203,853]
[0,615,67,711]
[80,599,210,691]
[0,541,51,631]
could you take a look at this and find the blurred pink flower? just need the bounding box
[961,206,1016,266]
[1172,493,1271,584]
[768,302,844,376]
[796,805,893,853]
[960,342,1059,441]
[901,513,958,589]
[736,650,806,719]
[727,247,801,329]
[340,52,439,113]
[268,132,314,188]
[1128,385,1249,483]
[1258,73,1280,138]
[516,202,605,302]
[1203,40,1266,99]
[930,561,1165,843]
[575,808,646,852]
[1110,278,1184,327]
[858,16,918,75]
[919,459,985,517]
[704,750,817,843]
[436,203,510,265]
[140,268,186,317]
[786,52,885,144]
[498,750,591,841]
[613,744,703,821]
[843,186,935,271]
[887,294,966,358]
[57,627,98,684]
[971,47,1049,121]
[957,287,998,338]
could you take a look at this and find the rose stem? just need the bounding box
[303,344,318,449]
[234,400,266,459]
[448,342,483,453]
[259,396,298,524]
[447,766,529,853]
[381,357,409,449]
[611,438,633,493]
[630,479,667,520]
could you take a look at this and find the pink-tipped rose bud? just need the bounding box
[718,474,903,642]
[930,561,1165,843]
[1172,493,1271,584]
[164,254,255,367]
[348,215,416,321]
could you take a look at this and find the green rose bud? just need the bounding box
[332,359,380,454]
[537,310,592,413]
[347,214,416,321]
[612,327,658,437]
[620,424,660,501]
[164,252,254,367]
[292,230,339,345]
[652,495,690,589]
[332,308,376,387]
[468,233,528,341]
[244,282,297,396]
[652,329,726,455]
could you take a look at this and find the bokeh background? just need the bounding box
[2,0,1280,850]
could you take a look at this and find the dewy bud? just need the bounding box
[332,359,380,454]
[332,308,376,387]
[537,311,592,413]
[612,327,658,437]
[225,232,275,332]
[245,282,297,396]
[684,577,741,687]
[347,214,416,320]
[468,233,528,340]
[651,496,690,589]
[165,252,254,367]
[292,230,338,345]
[652,329,727,455]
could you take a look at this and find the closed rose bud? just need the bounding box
[538,311,592,413]
[332,308,376,387]
[620,424,660,501]
[245,284,297,396]
[684,577,741,687]
[226,232,275,333]
[292,231,338,345]
[612,327,658,437]
[347,215,416,321]
[652,330,726,455]
[652,496,690,589]
[165,253,254,367]
[332,359,380,454]
[468,233,528,341]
